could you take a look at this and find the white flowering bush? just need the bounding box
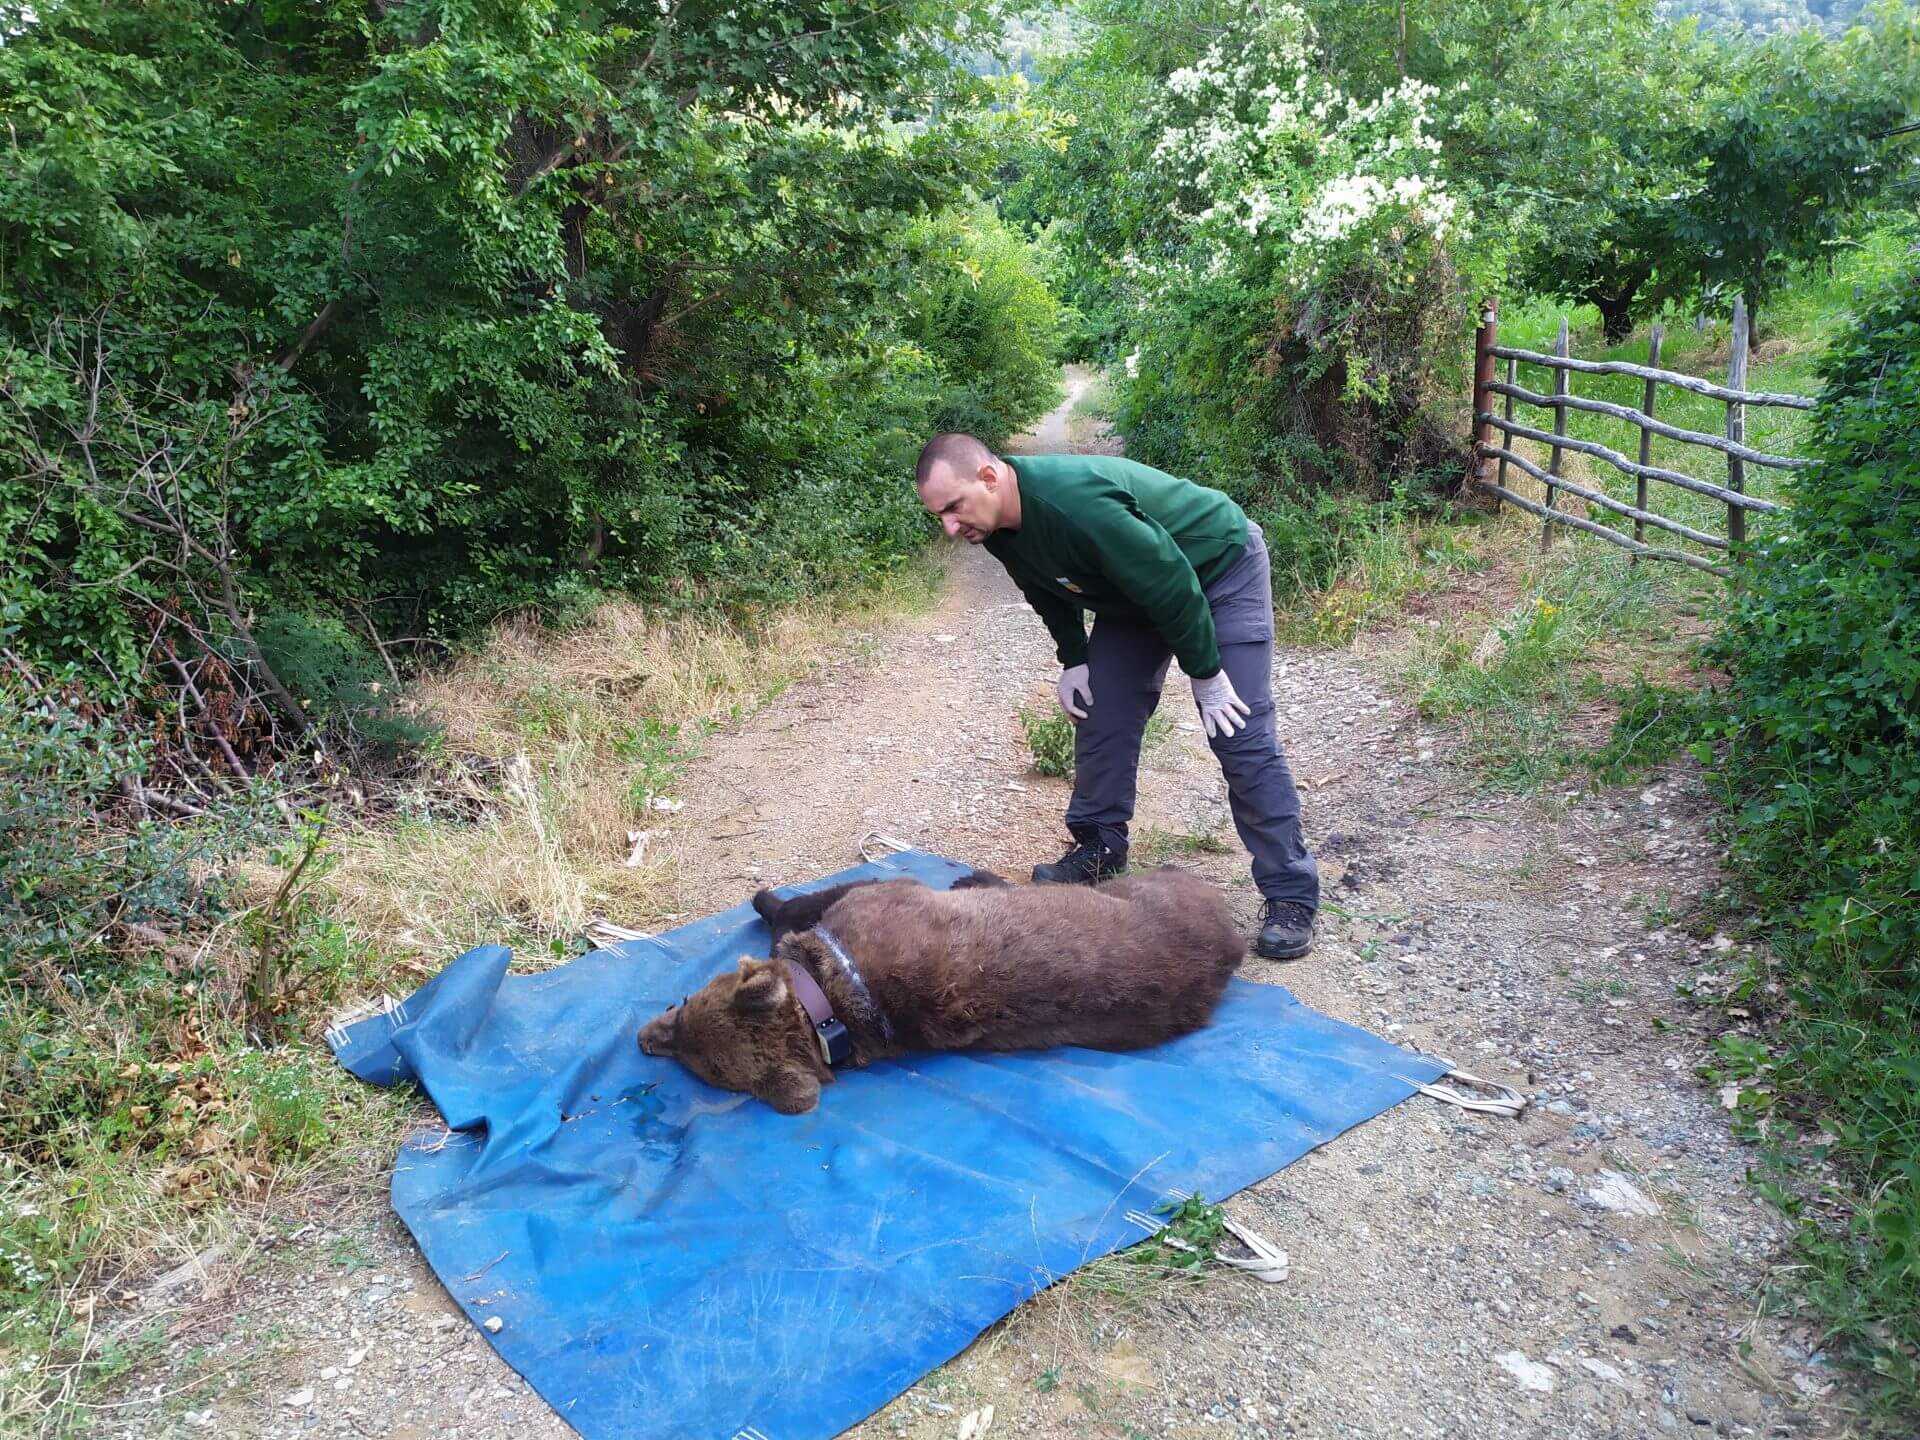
[1141,7,1455,291]
[1108,7,1483,499]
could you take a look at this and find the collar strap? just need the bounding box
[782,953,851,1066]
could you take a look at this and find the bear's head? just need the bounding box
[637,955,827,1114]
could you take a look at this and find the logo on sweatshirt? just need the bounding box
[1055,576,1084,594]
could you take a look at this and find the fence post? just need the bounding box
[1471,296,1498,497]
[1495,353,1516,511]
[1542,316,1569,550]
[1726,296,1749,551]
[1632,323,1663,564]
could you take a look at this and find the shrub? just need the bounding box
[1705,267,1920,1409]
[1018,705,1076,778]
[0,652,273,979]
[903,204,1066,448]
[1097,8,1479,506]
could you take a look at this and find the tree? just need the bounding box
[1,0,1042,737]
[1308,0,1916,337]
[1669,11,1919,318]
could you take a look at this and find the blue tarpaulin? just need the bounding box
[328,849,1450,1440]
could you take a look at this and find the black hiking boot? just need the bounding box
[1255,899,1315,960]
[1032,836,1128,886]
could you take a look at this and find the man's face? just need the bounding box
[917,460,1005,544]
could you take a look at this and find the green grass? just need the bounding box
[1401,545,1683,790]
[1569,971,1630,1004]
[1388,236,1910,792]
[1276,507,1493,647]
[1133,824,1235,866]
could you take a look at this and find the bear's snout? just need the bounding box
[637,1007,680,1057]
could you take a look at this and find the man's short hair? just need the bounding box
[915,432,995,489]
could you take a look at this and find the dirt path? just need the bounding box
[115,371,1840,1440]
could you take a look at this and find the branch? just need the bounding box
[512,135,586,197]
[273,297,347,371]
[511,12,671,201]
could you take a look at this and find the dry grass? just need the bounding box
[321,745,667,961]
[320,567,943,963]
[411,598,834,758]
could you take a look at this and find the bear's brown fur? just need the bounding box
[637,867,1244,1114]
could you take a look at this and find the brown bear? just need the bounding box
[637,867,1245,1114]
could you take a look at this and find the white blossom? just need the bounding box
[1130,5,1460,304]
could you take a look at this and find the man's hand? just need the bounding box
[1190,670,1249,738]
[1056,663,1093,722]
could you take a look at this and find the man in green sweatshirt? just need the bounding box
[914,432,1318,960]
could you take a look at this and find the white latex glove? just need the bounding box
[1055,663,1093,722]
[1190,669,1250,738]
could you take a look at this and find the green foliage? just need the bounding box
[1018,704,1076,778]
[1018,4,1478,509]
[255,613,437,756]
[0,658,272,975]
[901,204,1066,448]
[1114,222,1474,506]
[1137,1192,1226,1274]
[1704,268,1920,1411]
[1671,0,1876,38]
[1671,11,1919,317]
[230,1052,337,1159]
[1255,491,1400,604]
[0,638,396,1385]
[1304,0,1917,339]
[0,2,1076,1415]
[1586,678,1717,787]
[1001,11,1171,362]
[0,0,1046,732]
[0,1166,72,1303]
[616,716,712,812]
[1310,0,1725,338]
[1446,1,1719,341]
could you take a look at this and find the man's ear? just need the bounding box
[977,459,1000,490]
[732,957,790,1015]
[756,1063,822,1115]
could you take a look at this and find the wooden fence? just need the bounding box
[1469,296,1814,577]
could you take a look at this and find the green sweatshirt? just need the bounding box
[984,454,1249,679]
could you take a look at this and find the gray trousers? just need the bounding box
[1064,521,1319,910]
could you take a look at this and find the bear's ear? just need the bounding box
[732,958,790,1015]
[757,1063,822,1115]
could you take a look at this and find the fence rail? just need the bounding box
[1483,346,1816,411]
[1482,381,1807,471]
[1469,295,1812,578]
